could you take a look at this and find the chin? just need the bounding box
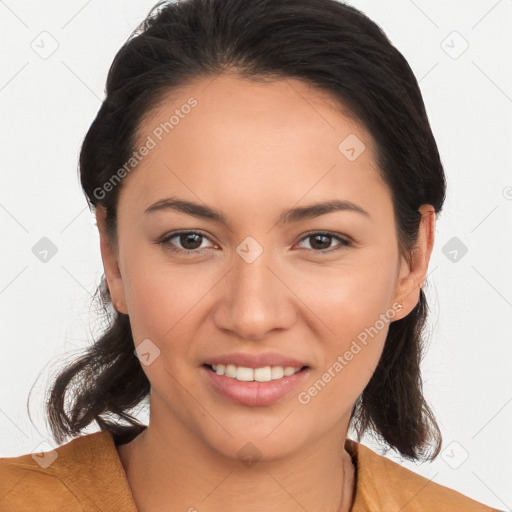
[195,416,312,464]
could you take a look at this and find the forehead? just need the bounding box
[120,73,391,221]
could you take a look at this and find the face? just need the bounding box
[97,72,434,462]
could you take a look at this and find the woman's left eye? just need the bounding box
[296,232,352,252]
[156,230,351,255]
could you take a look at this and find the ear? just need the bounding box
[393,204,436,319]
[95,206,128,314]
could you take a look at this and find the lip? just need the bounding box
[203,351,309,369]
[201,364,311,406]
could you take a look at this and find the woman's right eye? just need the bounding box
[156,231,216,255]
[155,230,354,256]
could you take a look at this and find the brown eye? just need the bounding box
[176,233,204,250]
[297,232,351,253]
[158,231,214,255]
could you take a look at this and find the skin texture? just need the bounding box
[95,72,436,512]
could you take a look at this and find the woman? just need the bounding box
[0,0,500,510]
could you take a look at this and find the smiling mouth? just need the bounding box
[203,363,309,382]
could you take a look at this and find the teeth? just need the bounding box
[211,363,302,382]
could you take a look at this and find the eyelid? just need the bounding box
[156,229,354,255]
[294,231,352,252]
[156,229,217,255]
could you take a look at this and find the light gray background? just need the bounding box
[1,0,511,509]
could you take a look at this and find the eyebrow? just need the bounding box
[144,197,370,225]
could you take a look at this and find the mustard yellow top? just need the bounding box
[0,428,498,511]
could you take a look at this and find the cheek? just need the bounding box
[289,252,397,400]
[294,267,393,416]
[121,263,213,394]
[122,262,211,343]
[290,254,398,341]
[297,330,386,423]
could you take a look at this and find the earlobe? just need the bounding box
[95,206,128,314]
[393,205,436,319]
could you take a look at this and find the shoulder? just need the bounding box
[346,439,500,511]
[0,430,137,511]
[0,452,82,511]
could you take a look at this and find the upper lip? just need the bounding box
[203,352,309,369]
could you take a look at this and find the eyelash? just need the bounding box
[156,230,352,256]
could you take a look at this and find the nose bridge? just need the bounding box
[213,240,295,340]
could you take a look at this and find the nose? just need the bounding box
[212,248,297,341]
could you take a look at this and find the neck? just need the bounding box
[117,407,356,512]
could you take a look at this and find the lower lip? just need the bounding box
[201,365,310,407]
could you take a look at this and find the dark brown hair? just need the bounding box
[43,0,445,460]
